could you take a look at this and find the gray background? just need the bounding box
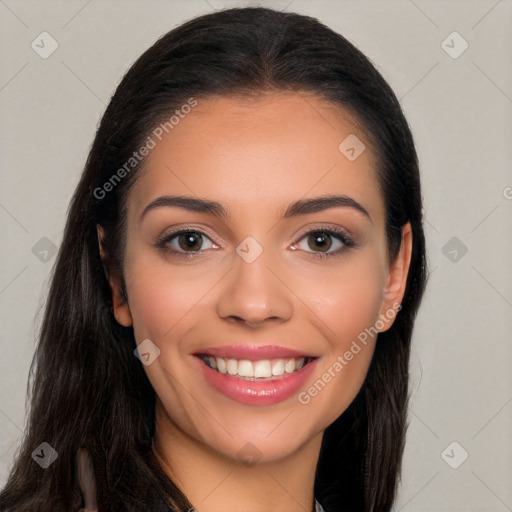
[1,0,511,510]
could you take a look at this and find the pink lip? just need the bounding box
[193,344,315,361]
[193,354,319,406]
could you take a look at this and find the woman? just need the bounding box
[0,7,427,512]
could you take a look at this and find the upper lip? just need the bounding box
[193,344,318,361]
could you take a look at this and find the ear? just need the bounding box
[97,225,133,327]
[377,222,413,332]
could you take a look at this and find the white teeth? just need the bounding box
[227,358,238,375]
[254,360,272,378]
[216,357,227,374]
[284,359,295,374]
[237,360,254,378]
[204,356,309,379]
[271,360,285,376]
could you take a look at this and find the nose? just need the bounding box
[216,245,293,327]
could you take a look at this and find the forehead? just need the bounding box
[129,92,384,225]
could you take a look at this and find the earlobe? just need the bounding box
[96,225,133,327]
[378,223,413,332]
[112,298,133,327]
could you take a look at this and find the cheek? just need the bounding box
[123,257,206,420]
[293,252,386,418]
[127,276,173,342]
[300,250,386,344]
[124,256,207,342]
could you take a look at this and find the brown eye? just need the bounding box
[177,231,204,251]
[156,229,216,257]
[292,228,355,258]
[307,231,332,253]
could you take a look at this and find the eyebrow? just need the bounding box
[139,194,372,223]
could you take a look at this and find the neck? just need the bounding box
[152,400,323,512]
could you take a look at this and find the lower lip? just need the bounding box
[194,356,318,405]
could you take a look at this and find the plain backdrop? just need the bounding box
[1,1,511,510]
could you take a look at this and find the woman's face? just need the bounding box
[104,91,411,464]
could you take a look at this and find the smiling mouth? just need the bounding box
[197,354,317,381]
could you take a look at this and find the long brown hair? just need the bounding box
[0,7,427,512]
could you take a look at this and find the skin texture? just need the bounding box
[98,91,412,512]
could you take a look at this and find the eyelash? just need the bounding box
[155,226,356,260]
